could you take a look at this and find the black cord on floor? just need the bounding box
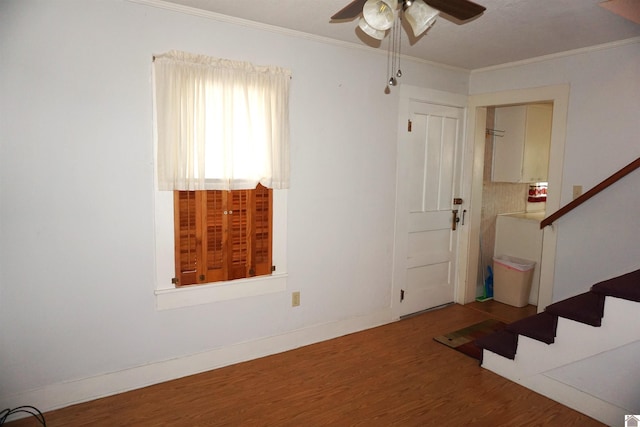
[0,406,46,426]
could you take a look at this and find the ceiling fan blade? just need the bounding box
[424,0,486,21]
[331,0,368,20]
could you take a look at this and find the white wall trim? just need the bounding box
[481,351,631,426]
[471,37,640,73]
[132,0,640,74]
[0,307,394,419]
[155,273,289,310]
[522,372,629,426]
[464,84,570,308]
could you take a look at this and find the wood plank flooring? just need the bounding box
[6,302,604,426]
[465,299,538,323]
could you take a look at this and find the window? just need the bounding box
[153,188,287,310]
[152,50,290,298]
[174,185,272,286]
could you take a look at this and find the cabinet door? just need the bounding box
[522,104,552,182]
[492,106,526,182]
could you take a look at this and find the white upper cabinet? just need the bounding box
[492,104,552,183]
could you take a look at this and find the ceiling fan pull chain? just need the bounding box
[396,13,403,78]
[386,34,391,89]
[389,16,399,87]
[386,20,395,89]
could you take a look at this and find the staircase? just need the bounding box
[475,269,640,426]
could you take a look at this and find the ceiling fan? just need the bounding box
[332,0,486,41]
[332,0,486,22]
[332,0,486,91]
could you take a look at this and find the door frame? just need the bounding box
[391,85,469,319]
[462,84,570,311]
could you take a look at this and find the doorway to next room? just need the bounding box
[477,103,553,316]
[464,84,569,313]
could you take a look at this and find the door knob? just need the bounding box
[452,210,460,231]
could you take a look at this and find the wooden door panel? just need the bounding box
[407,229,451,269]
[403,261,453,314]
[408,211,452,232]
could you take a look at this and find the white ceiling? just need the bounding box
[158,0,640,70]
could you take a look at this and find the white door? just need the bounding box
[396,101,464,317]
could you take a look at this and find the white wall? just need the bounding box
[469,40,640,302]
[0,0,469,410]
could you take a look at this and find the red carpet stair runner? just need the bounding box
[474,268,640,362]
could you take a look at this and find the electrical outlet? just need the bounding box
[291,291,300,307]
[573,185,583,200]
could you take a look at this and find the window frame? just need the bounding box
[152,53,291,310]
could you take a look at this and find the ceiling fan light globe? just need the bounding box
[404,0,439,37]
[358,17,387,40]
[362,0,398,31]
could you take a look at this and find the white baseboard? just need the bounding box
[1,308,394,419]
[520,374,629,426]
[482,354,629,426]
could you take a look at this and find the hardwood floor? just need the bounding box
[465,299,538,323]
[7,302,603,426]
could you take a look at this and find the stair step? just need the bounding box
[474,329,518,361]
[545,291,605,327]
[477,269,638,363]
[591,268,640,302]
[506,312,558,344]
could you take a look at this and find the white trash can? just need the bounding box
[493,255,536,307]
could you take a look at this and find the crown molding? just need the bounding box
[471,36,640,74]
[127,0,469,73]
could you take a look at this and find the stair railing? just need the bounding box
[541,156,640,229]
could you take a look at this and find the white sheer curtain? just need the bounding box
[153,50,291,190]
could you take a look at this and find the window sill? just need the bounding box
[155,273,288,310]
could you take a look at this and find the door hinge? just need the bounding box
[407,119,412,132]
[271,265,276,272]
[171,277,179,285]
[400,289,405,302]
